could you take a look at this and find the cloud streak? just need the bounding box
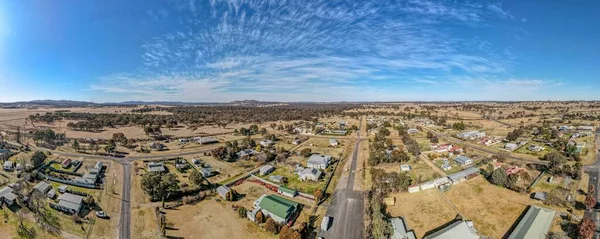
[90,0,544,101]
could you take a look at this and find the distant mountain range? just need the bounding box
[0,99,293,107]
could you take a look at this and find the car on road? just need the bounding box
[321,216,331,231]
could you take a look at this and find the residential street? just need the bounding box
[322,118,365,239]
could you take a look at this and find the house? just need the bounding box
[237,149,257,158]
[251,194,299,224]
[147,162,166,172]
[448,146,463,154]
[407,128,419,134]
[448,167,479,184]
[390,217,416,239]
[454,156,473,166]
[277,186,296,198]
[149,143,165,151]
[33,181,51,194]
[217,186,231,199]
[441,164,452,171]
[457,131,486,140]
[507,205,556,239]
[294,165,305,175]
[292,139,302,145]
[307,154,331,170]
[505,143,518,151]
[435,144,452,153]
[506,166,527,176]
[577,126,594,131]
[532,192,547,201]
[329,138,339,147]
[3,161,13,171]
[0,187,17,206]
[259,140,273,147]
[0,149,11,161]
[528,145,543,152]
[400,164,411,172]
[56,193,84,214]
[324,130,347,135]
[558,126,570,131]
[195,136,218,144]
[299,168,322,181]
[200,167,214,177]
[423,220,480,239]
[259,165,275,176]
[61,159,72,168]
[269,175,286,184]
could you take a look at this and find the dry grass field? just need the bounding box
[296,138,346,158]
[161,200,276,239]
[386,189,458,238]
[387,176,582,238]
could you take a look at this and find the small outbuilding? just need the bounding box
[217,186,232,199]
[259,165,275,176]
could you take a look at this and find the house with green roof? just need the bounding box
[507,205,556,239]
[252,194,299,224]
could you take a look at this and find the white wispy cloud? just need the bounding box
[90,0,538,101]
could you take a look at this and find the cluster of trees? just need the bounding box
[32,129,66,145]
[370,168,412,193]
[543,151,583,179]
[368,127,410,165]
[451,122,466,130]
[212,137,286,163]
[505,127,526,141]
[426,131,439,143]
[141,171,180,202]
[400,135,420,158]
[365,190,392,239]
[484,165,531,193]
[31,104,357,132]
[143,125,162,136]
[234,124,263,135]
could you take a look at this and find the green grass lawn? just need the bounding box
[50,162,77,172]
[260,166,324,194]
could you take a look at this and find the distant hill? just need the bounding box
[0,100,96,107]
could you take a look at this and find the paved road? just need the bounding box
[119,162,132,239]
[322,117,365,239]
[583,128,600,237]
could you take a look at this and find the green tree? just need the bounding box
[490,168,508,187]
[71,139,80,152]
[31,151,47,168]
[300,148,312,157]
[141,172,180,202]
[188,171,204,186]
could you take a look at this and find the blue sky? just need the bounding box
[0,0,598,102]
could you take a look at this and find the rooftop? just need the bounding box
[257,194,299,220]
[508,205,556,239]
